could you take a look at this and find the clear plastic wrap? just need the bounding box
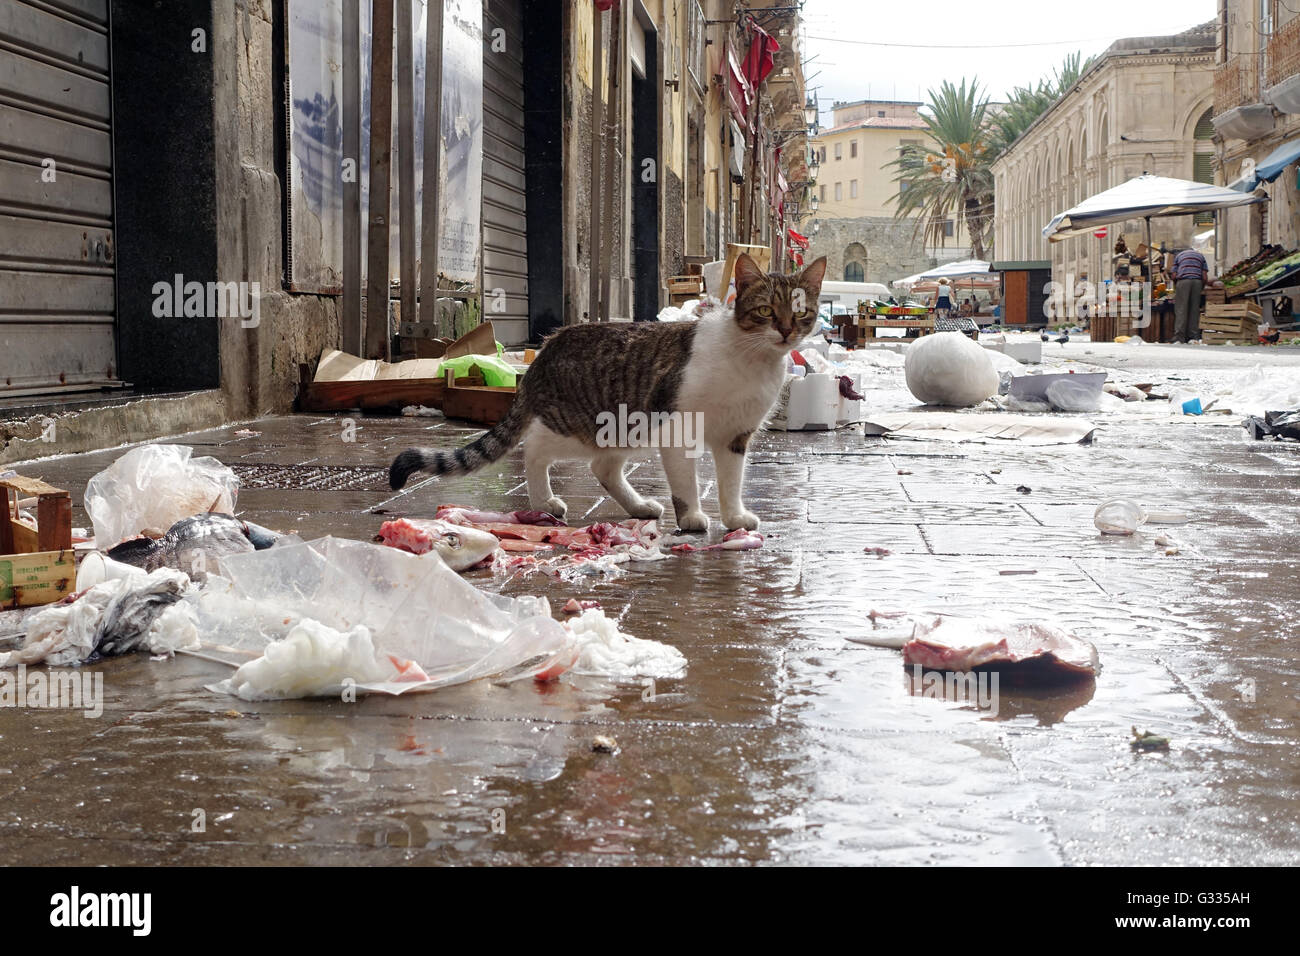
[204,537,575,698]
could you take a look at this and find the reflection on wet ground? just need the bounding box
[1,346,1298,864]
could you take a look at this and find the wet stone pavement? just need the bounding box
[2,341,1299,865]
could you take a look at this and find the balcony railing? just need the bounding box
[1268,16,1300,87]
[1215,53,1262,113]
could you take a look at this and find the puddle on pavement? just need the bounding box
[3,351,1300,864]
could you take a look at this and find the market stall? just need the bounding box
[1044,174,1265,342]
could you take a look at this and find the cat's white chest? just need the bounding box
[677,317,788,443]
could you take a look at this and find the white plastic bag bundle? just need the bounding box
[904,332,999,406]
[1045,378,1102,412]
[84,444,239,546]
[3,568,198,667]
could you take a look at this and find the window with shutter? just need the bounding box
[1193,110,1215,225]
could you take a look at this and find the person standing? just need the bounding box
[935,278,953,318]
[1171,246,1208,343]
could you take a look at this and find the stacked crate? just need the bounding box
[1202,301,1261,344]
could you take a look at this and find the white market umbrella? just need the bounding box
[1043,174,1263,243]
[918,258,994,279]
[912,259,997,309]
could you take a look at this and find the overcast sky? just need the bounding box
[801,0,1217,122]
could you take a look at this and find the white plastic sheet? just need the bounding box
[203,537,575,699]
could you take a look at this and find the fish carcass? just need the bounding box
[902,616,1099,681]
[435,506,661,554]
[377,517,502,570]
[670,529,764,552]
[106,513,280,580]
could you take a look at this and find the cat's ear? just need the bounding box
[734,253,765,290]
[799,256,828,289]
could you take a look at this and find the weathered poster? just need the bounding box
[285,0,478,293]
[286,1,355,292]
[435,0,483,286]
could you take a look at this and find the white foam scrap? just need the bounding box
[222,619,397,700]
[567,609,686,680]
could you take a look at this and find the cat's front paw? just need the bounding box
[627,498,664,520]
[544,496,568,520]
[722,510,760,531]
[676,509,709,533]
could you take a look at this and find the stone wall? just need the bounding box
[214,0,339,418]
[806,216,942,286]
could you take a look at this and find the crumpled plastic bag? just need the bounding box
[435,353,518,387]
[1045,377,1103,412]
[568,608,686,679]
[84,444,239,547]
[202,537,575,699]
[904,332,999,406]
[1215,364,1300,417]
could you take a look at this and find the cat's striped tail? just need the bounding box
[388,401,531,489]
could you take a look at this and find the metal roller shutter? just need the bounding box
[0,0,117,397]
[481,0,527,345]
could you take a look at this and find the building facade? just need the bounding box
[805,99,969,285]
[1211,0,1300,269]
[0,0,806,458]
[992,24,1216,292]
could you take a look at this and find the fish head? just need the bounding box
[427,521,500,571]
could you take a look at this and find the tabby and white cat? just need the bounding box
[389,253,828,532]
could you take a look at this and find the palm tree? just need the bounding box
[888,55,1097,260]
[986,52,1096,161]
[887,78,994,260]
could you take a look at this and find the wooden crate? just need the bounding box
[0,550,75,608]
[441,385,517,426]
[1204,289,1227,304]
[1202,330,1256,345]
[1091,313,1115,342]
[1205,301,1262,318]
[718,243,771,297]
[667,275,705,295]
[0,476,74,609]
[1224,278,1259,299]
[0,476,71,555]
[1201,314,1259,336]
[856,316,935,339]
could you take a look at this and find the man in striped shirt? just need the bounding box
[1171,247,1208,343]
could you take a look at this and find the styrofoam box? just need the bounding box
[769,371,863,431]
[981,340,1042,363]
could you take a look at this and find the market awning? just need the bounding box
[1255,137,1300,184]
[1043,174,1264,242]
[918,259,994,279]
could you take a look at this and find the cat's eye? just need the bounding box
[755,306,773,317]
